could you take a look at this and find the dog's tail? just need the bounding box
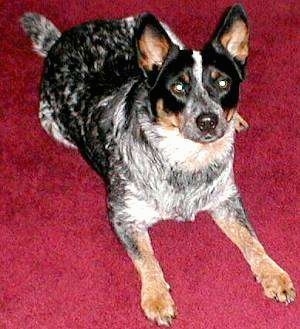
[20,13,61,57]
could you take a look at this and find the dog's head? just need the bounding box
[136,5,249,144]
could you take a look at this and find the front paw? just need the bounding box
[255,259,296,304]
[141,284,176,326]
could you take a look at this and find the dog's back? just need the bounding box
[21,14,141,152]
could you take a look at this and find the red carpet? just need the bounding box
[1,1,299,328]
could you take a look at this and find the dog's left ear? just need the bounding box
[136,13,173,82]
[213,4,249,67]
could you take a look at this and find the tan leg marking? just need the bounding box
[234,112,249,132]
[225,107,249,132]
[131,233,176,326]
[215,219,296,304]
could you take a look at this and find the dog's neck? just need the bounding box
[142,117,235,173]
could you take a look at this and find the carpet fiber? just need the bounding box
[1,1,299,328]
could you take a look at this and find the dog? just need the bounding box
[21,4,295,326]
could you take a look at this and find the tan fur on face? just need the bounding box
[181,72,190,83]
[156,99,183,130]
[220,20,249,61]
[155,98,230,171]
[211,70,222,80]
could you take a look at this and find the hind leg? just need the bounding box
[39,97,77,149]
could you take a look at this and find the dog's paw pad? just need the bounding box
[142,288,176,326]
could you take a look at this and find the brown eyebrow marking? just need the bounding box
[181,72,190,83]
[211,69,227,80]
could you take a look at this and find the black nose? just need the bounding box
[196,113,218,133]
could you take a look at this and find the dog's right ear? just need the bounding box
[136,13,173,81]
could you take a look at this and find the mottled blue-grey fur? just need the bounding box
[21,9,295,326]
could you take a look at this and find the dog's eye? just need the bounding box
[171,82,188,95]
[174,82,184,92]
[216,78,230,90]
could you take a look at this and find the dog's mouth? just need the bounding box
[199,133,223,143]
[182,129,225,144]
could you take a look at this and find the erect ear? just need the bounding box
[213,4,249,63]
[136,13,173,76]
